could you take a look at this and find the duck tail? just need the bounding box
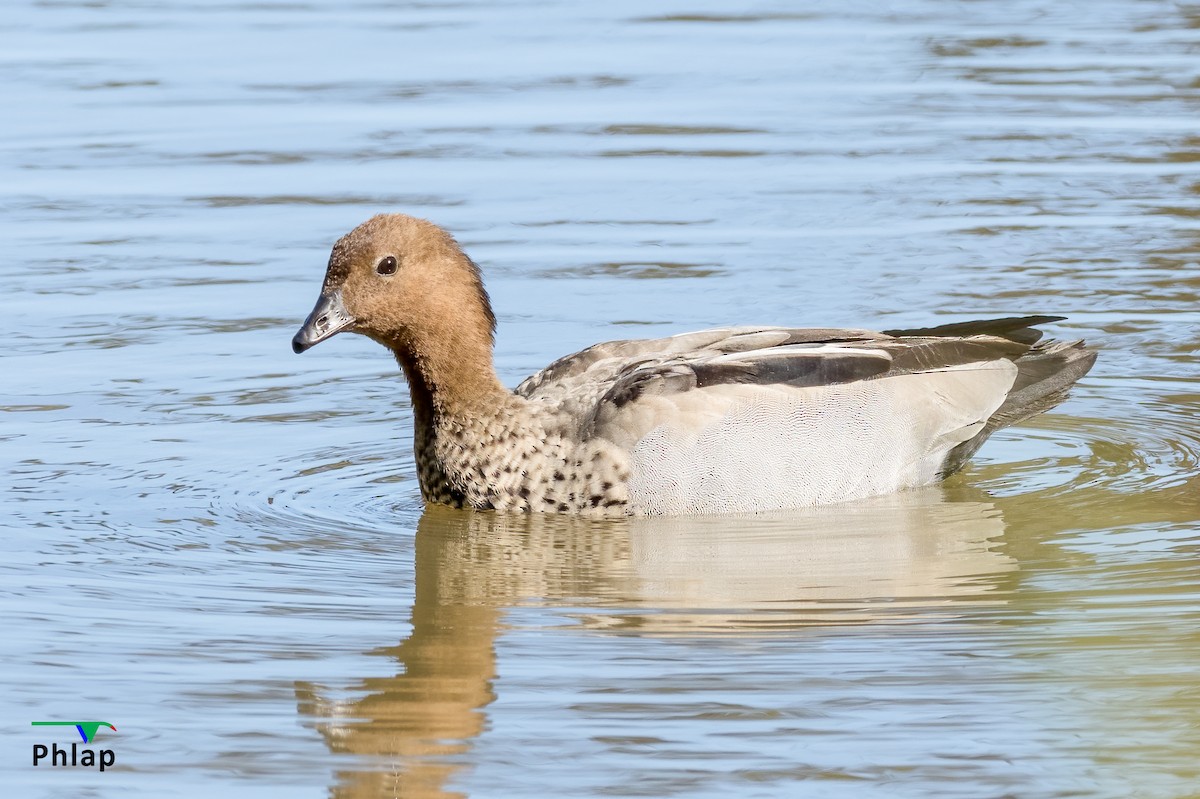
[941,337,1098,477]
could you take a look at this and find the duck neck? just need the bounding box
[393,334,511,507]
[392,335,509,431]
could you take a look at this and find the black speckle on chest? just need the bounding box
[414,431,469,508]
[410,407,630,515]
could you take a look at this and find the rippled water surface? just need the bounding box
[3,1,1199,796]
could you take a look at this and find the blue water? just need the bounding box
[3,1,1199,797]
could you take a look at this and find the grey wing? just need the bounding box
[514,315,1062,405]
[582,326,1043,423]
[514,325,884,406]
[580,334,1033,441]
[515,316,1093,474]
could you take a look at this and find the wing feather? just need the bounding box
[515,318,1089,470]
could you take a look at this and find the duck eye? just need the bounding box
[376,256,397,275]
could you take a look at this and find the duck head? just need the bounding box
[292,214,496,356]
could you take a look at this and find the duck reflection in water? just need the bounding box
[296,489,1015,798]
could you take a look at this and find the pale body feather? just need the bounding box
[618,361,1015,514]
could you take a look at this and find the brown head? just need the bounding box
[292,214,497,360]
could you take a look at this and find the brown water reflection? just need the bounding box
[299,469,1200,797]
[305,492,1019,796]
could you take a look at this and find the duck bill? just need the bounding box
[292,290,355,353]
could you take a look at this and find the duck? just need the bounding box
[292,213,1097,516]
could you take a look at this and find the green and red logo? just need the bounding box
[32,721,117,743]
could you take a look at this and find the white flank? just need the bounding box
[625,360,1018,515]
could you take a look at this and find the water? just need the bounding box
[3,0,1199,796]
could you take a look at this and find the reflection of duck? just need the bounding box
[291,214,1096,515]
[296,525,499,799]
[620,491,1014,630]
[431,489,1015,632]
[298,492,1013,797]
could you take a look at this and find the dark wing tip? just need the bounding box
[882,315,1068,345]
